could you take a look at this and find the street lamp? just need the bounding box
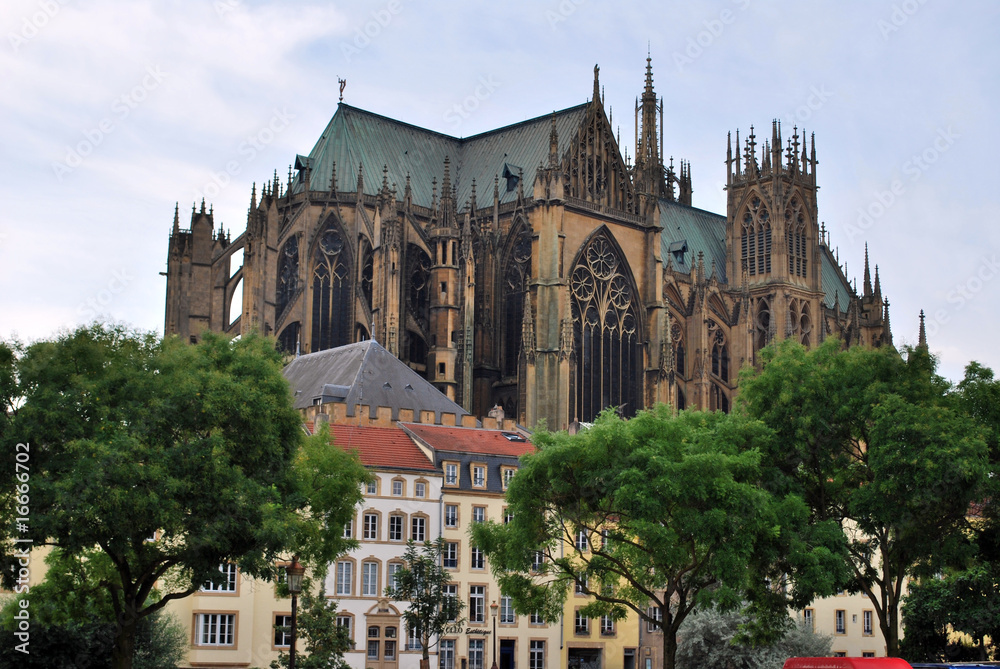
[286,557,306,669]
[490,600,499,669]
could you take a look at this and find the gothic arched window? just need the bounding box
[785,197,807,278]
[276,235,299,319]
[709,383,730,413]
[406,245,431,334]
[740,196,771,276]
[360,237,373,312]
[754,297,772,355]
[502,225,532,379]
[671,319,685,378]
[788,299,813,347]
[570,232,642,422]
[311,225,352,352]
[708,320,729,383]
[277,322,300,355]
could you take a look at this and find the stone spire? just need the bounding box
[918,309,927,349]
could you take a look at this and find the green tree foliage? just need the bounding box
[737,338,990,657]
[270,575,353,669]
[900,565,1000,662]
[384,539,465,664]
[675,606,832,669]
[0,325,368,669]
[472,406,836,669]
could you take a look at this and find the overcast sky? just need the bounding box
[2,0,997,383]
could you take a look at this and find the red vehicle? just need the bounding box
[783,659,913,669]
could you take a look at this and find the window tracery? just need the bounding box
[787,298,813,346]
[708,320,729,383]
[502,225,532,379]
[754,297,772,354]
[406,246,431,333]
[360,237,373,311]
[785,197,808,278]
[311,225,352,352]
[570,232,641,422]
[276,235,298,319]
[740,196,771,276]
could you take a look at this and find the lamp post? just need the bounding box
[490,600,499,669]
[286,557,306,669]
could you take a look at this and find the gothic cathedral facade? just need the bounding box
[164,59,892,431]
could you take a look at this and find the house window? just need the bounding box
[336,615,352,641]
[415,482,426,498]
[575,572,588,595]
[531,551,543,572]
[472,465,486,487]
[406,625,420,651]
[411,516,426,542]
[362,561,379,597]
[500,595,515,624]
[575,529,588,552]
[343,518,353,539]
[803,608,814,631]
[388,562,402,591]
[336,561,353,596]
[530,611,544,625]
[863,610,873,636]
[646,606,662,632]
[834,652,847,658]
[389,514,404,541]
[363,513,379,540]
[196,613,235,646]
[443,542,458,569]
[445,504,458,527]
[469,586,485,623]
[274,614,292,647]
[502,467,515,489]
[201,563,238,592]
[472,506,486,523]
[529,640,545,669]
[470,546,484,570]
[445,463,458,485]
[367,625,380,660]
[440,639,456,669]
[444,584,458,621]
[601,615,615,636]
[863,652,876,658]
[469,638,485,669]
[392,479,403,496]
[835,609,846,635]
[574,611,589,634]
[366,480,377,495]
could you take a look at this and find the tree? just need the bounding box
[0,324,368,669]
[737,338,991,657]
[270,575,353,669]
[384,539,465,667]
[472,406,837,669]
[675,606,832,669]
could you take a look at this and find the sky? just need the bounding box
[1,0,998,384]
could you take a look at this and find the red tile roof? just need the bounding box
[401,423,535,457]
[328,424,436,471]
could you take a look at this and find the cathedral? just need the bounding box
[164,58,892,431]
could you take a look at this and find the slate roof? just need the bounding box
[401,423,535,458]
[659,199,729,283]
[294,103,589,209]
[281,339,472,422]
[327,424,436,472]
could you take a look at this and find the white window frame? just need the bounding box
[440,638,456,669]
[468,638,485,669]
[336,560,353,596]
[201,563,238,592]
[472,464,486,487]
[646,605,662,632]
[411,516,426,542]
[363,512,379,540]
[500,595,515,624]
[443,584,458,622]
[574,610,589,634]
[415,481,426,498]
[443,542,458,569]
[470,545,484,570]
[389,514,404,541]
[362,561,379,597]
[469,585,485,623]
[196,612,235,646]
[274,614,292,647]
[529,640,544,669]
[445,504,458,527]
[445,462,458,485]
[472,506,486,523]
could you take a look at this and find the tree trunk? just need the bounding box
[111,606,140,669]
[662,627,678,669]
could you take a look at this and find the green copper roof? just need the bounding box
[659,199,728,283]
[297,103,589,210]
[820,246,852,313]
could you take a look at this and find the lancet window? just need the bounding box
[787,299,813,347]
[406,246,431,334]
[785,197,808,279]
[276,235,298,319]
[708,320,730,384]
[360,237,373,312]
[740,196,771,276]
[570,232,641,423]
[502,226,532,379]
[311,225,352,352]
[754,297,772,355]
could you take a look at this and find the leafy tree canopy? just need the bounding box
[0,324,368,669]
[472,405,839,669]
[737,338,990,656]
